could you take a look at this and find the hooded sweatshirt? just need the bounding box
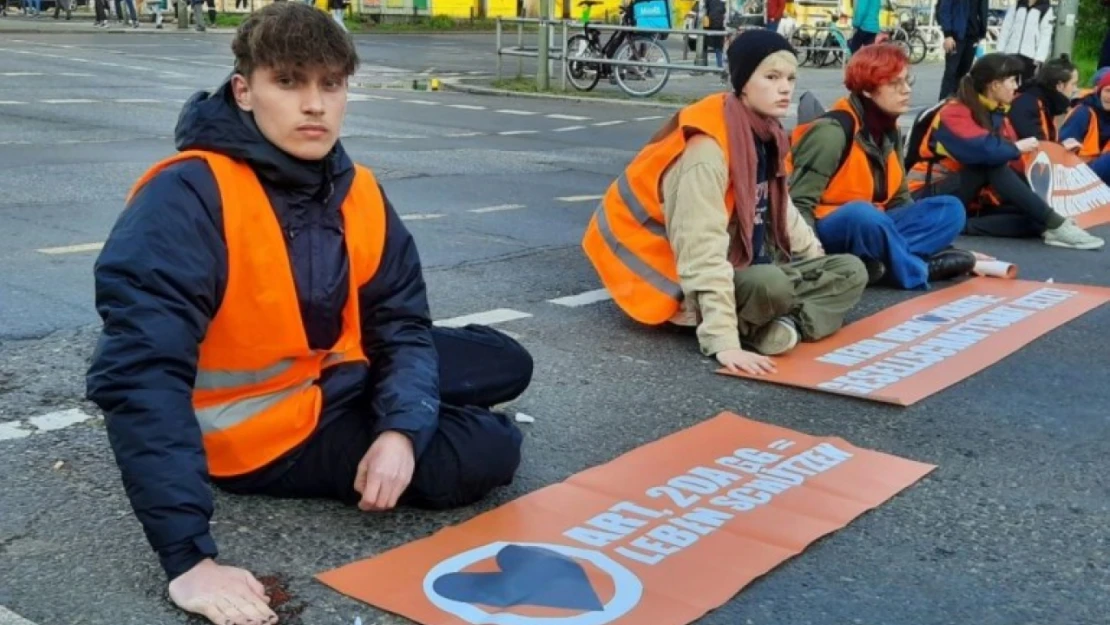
[86,79,440,581]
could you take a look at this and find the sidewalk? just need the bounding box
[0,12,235,34]
[456,58,947,114]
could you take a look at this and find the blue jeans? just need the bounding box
[815,196,966,290]
[1089,153,1110,186]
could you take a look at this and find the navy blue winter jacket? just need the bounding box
[936,0,988,42]
[85,79,440,581]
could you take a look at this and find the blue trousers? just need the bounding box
[815,197,966,290]
[1089,153,1110,186]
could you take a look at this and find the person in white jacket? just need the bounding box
[997,0,1055,80]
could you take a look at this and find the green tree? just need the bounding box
[1073,0,1106,82]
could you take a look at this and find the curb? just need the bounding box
[441,78,688,110]
[0,606,37,625]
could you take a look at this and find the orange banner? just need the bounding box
[1026,141,1110,229]
[720,278,1110,406]
[317,412,935,625]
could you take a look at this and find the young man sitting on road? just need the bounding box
[86,5,533,624]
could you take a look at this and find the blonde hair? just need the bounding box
[753,49,798,75]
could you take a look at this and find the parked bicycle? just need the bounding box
[790,11,851,68]
[564,0,671,98]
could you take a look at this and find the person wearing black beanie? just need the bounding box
[582,29,867,376]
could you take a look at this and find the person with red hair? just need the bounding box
[786,43,972,290]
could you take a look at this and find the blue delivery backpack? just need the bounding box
[632,0,672,34]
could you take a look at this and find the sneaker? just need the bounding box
[1043,219,1105,250]
[751,317,799,356]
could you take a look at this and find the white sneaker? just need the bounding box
[1044,219,1105,250]
[752,317,799,356]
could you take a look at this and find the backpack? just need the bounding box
[793,91,857,173]
[903,100,948,170]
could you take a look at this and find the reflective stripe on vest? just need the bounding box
[582,93,734,325]
[126,150,387,477]
[787,97,902,220]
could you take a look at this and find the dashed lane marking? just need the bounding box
[556,195,604,202]
[468,204,525,214]
[548,288,612,307]
[444,131,484,137]
[0,71,42,76]
[36,242,105,254]
[40,99,97,104]
[434,308,533,328]
[553,125,587,132]
[448,104,486,110]
[0,100,25,105]
[593,120,626,126]
[498,130,539,135]
[400,213,446,221]
[404,99,440,106]
[547,113,591,121]
[495,109,538,116]
[635,115,665,121]
[114,98,161,104]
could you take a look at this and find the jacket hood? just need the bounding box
[173,76,353,191]
[1020,83,1071,117]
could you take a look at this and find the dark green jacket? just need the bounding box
[787,95,913,228]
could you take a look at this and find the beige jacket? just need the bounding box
[660,134,825,356]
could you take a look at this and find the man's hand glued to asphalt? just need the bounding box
[168,558,277,625]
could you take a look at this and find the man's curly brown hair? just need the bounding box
[231,2,360,79]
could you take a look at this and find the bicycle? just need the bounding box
[807,11,851,68]
[564,0,671,98]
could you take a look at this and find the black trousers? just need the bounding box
[939,37,978,100]
[848,29,877,53]
[215,325,534,511]
[911,163,1065,237]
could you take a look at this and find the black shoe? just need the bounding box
[927,248,976,282]
[863,258,886,286]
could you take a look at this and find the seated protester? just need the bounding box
[1008,55,1080,144]
[909,53,1105,249]
[1059,70,1110,184]
[85,5,533,625]
[787,43,972,291]
[582,29,868,377]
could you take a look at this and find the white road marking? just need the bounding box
[556,194,603,202]
[41,99,96,104]
[553,125,586,132]
[546,113,590,120]
[495,109,538,115]
[593,120,626,126]
[36,242,105,254]
[0,72,43,77]
[469,204,525,214]
[400,213,446,221]
[405,99,440,105]
[59,72,95,77]
[0,100,27,105]
[115,98,162,104]
[0,421,33,442]
[434,308,533,328]
[498,130,539,135]
[635,115,665,121]
[448,104,486,110]
[445,131,484,137]
[548,288,612,307]
[29,408,96,432]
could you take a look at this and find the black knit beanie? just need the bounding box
[727,29,796,96]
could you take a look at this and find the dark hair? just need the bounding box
[232,2,359,78]
[955,53,1025,129]
[1035,54,1078,90]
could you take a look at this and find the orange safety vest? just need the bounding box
[581,93,736,326]
[784,97,902,220]
[1062,103,1110,159]
[906,102,1006,208]
[126,150,387,477]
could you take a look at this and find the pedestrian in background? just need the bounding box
[997,0,1054,81]
[848,0,880,53]
[936,0,989,99]
[329,0,348,31]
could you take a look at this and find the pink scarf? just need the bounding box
[723,94,793,268]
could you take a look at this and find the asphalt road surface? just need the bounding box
[1,31,1108,625]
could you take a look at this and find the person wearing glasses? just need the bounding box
[787,44,973,291]
[908,53,1104,250]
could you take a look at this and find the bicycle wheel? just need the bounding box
[613,37,670,98]
[565,34,601,92]
[907,31,928,64]
[789,29,812,67]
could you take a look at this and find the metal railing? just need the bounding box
[494,16,755,94]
